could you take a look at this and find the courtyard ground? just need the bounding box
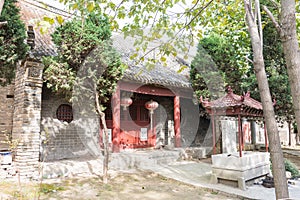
[0,171,240,200]
[0,147,300,200]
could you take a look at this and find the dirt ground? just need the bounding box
[1,150,299,200]
[0,171,240,200]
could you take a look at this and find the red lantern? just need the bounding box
[120,97,133,110]
[145,100,158,114]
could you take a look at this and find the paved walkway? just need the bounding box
[144,161,300,200]
[40,149,300,200]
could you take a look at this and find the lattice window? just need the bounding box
[140,106,149,121]
[129,105,138,121]
[56,104,73,123]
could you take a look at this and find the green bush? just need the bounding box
[284,159,300,178]
[270,158,300,178]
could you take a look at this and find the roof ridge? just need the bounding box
[20,0,72,18]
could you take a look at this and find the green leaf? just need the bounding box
[87,2,95,12]
[177,65,187,73]
[40,26,48,34]
[71,3,78,10]
[56,15,64,25]
[43,16,55,25]
[160,56,166,62]
[130,53,138,60]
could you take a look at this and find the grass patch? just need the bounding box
[39,183,65,194]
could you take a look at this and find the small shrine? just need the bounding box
[201,86,267,156]
[201,87,270,190]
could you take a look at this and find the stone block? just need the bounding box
[211,151,270,189]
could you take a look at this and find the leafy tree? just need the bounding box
[191,33,248,100]
[0,0,28,85]
[192,0,294,142]
[43,13,125,183]
[263,23,293,122]
[244,0,289,198]
[190,40,225,100]
[43,13,124,103]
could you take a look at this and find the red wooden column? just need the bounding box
[241,119,245,151]
[238,115,243,157]
[174,96,181,147]
[112,86,121,152]
[264,121,268,152]
[211,115,216,155]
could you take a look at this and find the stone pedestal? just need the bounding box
[211,151,270,190]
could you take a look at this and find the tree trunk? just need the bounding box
[244,1,289,199]
[100,111,109,184]
[0,0,4,15]
[288,121,292,146]
[280,0,300,145]
[95,84,109,184]
[0,0,7,28]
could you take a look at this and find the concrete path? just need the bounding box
[143,161,300,200]
[41,149,300,200]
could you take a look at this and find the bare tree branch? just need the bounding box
[0,21,7,27]
[151,0,166,28]
[0,0,4,15]
[245,56,253,64]
[185,0,213,28]
[244,0,255,24]
[110,0,126,21]
[262,5,282,34]
[255,0,263,49]
[270,0,280,9]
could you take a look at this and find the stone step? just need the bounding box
[41,150,182,179]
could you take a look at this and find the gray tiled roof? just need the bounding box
[18,0,70,58]
[18,0,194,89]
[112,33,192,88]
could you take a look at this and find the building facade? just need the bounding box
[0,0,200,178]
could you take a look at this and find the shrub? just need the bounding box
[284,159,300,178]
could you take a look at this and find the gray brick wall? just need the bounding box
[41,88,101,161]
[0,84,15,150]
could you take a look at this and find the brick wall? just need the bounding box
[0,84,15,150]
[180,98,200,147]
[41,88,101,161]
[12,60,43,178]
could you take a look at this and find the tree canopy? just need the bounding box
[190,0,294,126]
[0,0,28,85]
[43,13,125,103]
